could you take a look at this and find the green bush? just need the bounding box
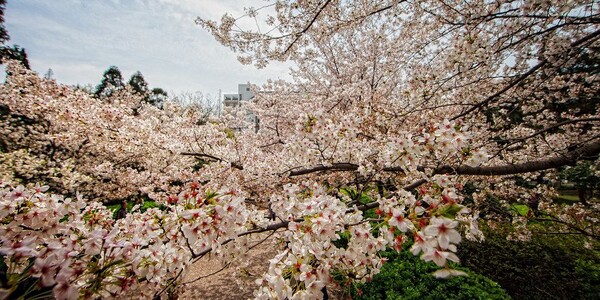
[458,228,600,300]
[107,199,160,219]
[352,250,510,300]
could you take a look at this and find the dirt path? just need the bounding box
[178,234,281,300]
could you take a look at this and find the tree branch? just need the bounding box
[286,141,600,177]
[180,152,244,170]
[437,141,599,176]
[283,0,333,55]
[532,217,600,239]
[497,117,600,144]
[451,28,600,121]
[288,162,359,176]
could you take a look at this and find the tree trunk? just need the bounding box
[578,188,589,206]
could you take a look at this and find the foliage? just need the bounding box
[128,71,150,100]
[106,199,160,219]
[0,45,29,69]
[554,193,580,203]
[351,249,510,300]
[0,0,29,70]
[0,2,30,70]
[149,87,168,108]
[0,0,8,44]
[560,161,600,203]
[458,226,600,300]
[94,66,124,99]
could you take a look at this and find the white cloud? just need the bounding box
[3,0,293,95]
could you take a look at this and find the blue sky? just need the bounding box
[3,0,292,97]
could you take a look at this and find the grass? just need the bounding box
[105,200,158,218]
[554,189,582,204]
[512,191,582,216]
[555,194,580,202]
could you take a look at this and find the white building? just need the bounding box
[223,84,254,108]
[223,83,259,131]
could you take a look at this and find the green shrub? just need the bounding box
[458,227,600,300]
[352,250,510,300]
[107,199,160,219]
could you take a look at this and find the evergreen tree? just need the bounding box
[95,66,124,99]
[0,0,9,44]
[148,87,167,108]
[0,1,29,69]
[128,71,150,100]
[0,45,29,68]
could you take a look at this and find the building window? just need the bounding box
[246,87,250,91]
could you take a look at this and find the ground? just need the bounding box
[179,232,281,300]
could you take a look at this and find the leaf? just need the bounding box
[512,204,529,216]
[439,204,463,218]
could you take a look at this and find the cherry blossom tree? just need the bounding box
[0,63,209,204]
[196,0,600,241]
[1,1,599,299]
[194,0,599,297]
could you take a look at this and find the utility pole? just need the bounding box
[218,89,222,116]
[44,68,53,80]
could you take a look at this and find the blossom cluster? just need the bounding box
[0,183,254,299]
[0,62,202,203]
[252,174,481,298]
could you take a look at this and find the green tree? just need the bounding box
[95,66,124,99]
[0,1,30,69]
[560,161,600,205]
[0,45,29,68]
[128,71,150,99]
[459,226,600,300]
[0,0,9,44]
[352,249,510,300]
[148,87,167,108]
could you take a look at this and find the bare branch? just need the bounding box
[180,152,244,170]
[438,141,600,176]
[452,28,600,120]
[287,141,600,177]
[282,0,333,56]
[498,118,600,144]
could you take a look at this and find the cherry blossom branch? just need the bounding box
[287,162,359,176]
[179,229,278,287]
[191,222,291,261]
[354,179,429,211]
[452,28,600,120]
[154,268,185,299]
[287,141,599,178]
[282,0,333,55]
[159,224,290,296]
[247,228,278,252]
[497,118,600,144]
[437,141,600,176]
[180,228,198,258]
[180,152,244,170]
[487,118,600,160]
[451,59,547,120]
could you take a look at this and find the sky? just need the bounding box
[3,0,293,98]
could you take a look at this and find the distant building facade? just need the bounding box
[223,84,254,108]
[223,83,259,131]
